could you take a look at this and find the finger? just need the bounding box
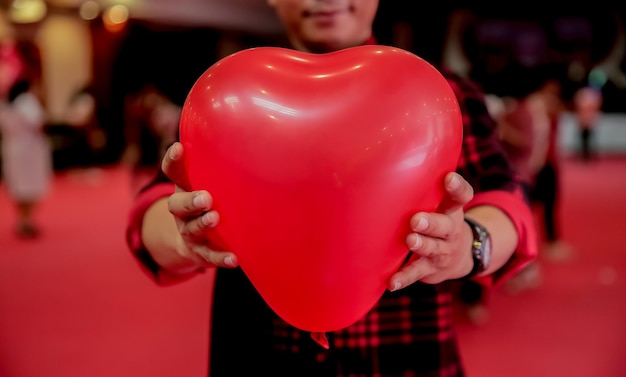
[408,212,454,239]
[405,231,448,260]
[168,190,213,218]
[193,248,239,268]
[388,257,434,291]
[437,172,474,214]
[178,210,220,238]
[181,241,238,269]
[162,142,192,191]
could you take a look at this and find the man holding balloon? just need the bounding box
[126,1,537,376]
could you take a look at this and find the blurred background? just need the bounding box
[0,1,625,377]
[0,0,624,169]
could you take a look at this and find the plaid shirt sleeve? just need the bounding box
[443,69,538,285]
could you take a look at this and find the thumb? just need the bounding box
[437,172,474,214]
[162,142,192,191]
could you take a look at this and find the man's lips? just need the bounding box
[304,8,350,24]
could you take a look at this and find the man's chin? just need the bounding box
[303,33,356,53]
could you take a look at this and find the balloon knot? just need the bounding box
[310,332,329,349]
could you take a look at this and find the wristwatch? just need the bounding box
[463,217,492,278]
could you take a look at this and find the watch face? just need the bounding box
[482,236,492,269]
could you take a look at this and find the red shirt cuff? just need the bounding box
[125,183,209,285]
[125,183,184,285]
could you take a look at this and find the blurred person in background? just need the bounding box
[486,65,572,296]
[125,1,537,376]
[527,72,573,262]
[65,85,107,162]
[458,63,546,318]
[121,83,181,192]
[0,40,51,238]
[497,66,566,292]
[573,85,603,162]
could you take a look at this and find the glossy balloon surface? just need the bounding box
[180,45,462,332]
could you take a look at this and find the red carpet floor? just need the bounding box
[0,157,624,377]
[456,157,626,377]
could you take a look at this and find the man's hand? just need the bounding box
[162,142,238,268]
[388,172,475,291]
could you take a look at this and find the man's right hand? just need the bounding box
[161,142,239,268]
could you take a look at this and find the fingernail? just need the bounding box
[447,174,460,190]
[416,216,428,231]
[391,281,401,292]
[169,143,181,159]
[224,256,237,267]
[411,234,422,249]
[193,193,207,208]
[201,212,212,225]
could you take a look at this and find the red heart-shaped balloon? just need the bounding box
[180,45,462,332]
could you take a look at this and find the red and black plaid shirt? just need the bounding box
[126,57,536,377]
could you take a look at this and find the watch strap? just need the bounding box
[463,217,490,279]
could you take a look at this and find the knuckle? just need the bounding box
[166,194,177,210]
[180,218,204,238]
[179,224,194,238]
